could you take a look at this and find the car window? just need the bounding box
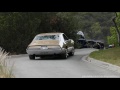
[63,34,69,41]
[34,35,59,40]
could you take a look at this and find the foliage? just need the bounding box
[107,12,120,47]
[115,12,120,46]
[107,27,118,46]
[0,47,14,78]
[0,12,114,54]
[90,47,120,66]
[90,22,101,39]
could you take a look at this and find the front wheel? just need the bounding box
[29,55,35,60]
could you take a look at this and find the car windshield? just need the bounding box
[34,35,59,40]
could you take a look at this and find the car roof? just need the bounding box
[37,33,63,36]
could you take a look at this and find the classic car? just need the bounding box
[26,33,75,59]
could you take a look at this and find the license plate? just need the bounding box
[41,46,48,49]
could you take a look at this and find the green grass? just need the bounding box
[90,47,120,66]
[0,47,14,78]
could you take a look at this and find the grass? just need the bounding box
[0,47,14,78]
[89,47,120,66]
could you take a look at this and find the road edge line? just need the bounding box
[82,55,120,73]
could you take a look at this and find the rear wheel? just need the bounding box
[61,49,68,59]
[69,51,74,56]
[40,56,45,59]
[29,55,35,60]
[69,48,75,56]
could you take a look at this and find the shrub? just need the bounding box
[0,47,14,78]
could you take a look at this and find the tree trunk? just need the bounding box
[113,12,120,46]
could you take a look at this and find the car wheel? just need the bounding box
[29,55,35,60]
[62,49,68,59]
[40,56,45,59]
[69,51,74,56]
[69,48,75,56]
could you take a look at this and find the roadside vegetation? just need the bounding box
[0,47,14,78]
[90,47,120,66]
[0,12,114,54]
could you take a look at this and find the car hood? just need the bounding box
[29,40,60,46]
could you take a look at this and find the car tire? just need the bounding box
[69,48,75,56]
[40,56,45,59]
[29,55,35,60]
[69,51,74,56]
[61,49,68,59]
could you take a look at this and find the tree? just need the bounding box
[0,12,115,53]
[107,27,118,46]
[113,12,120,46]
[90,22,101,40]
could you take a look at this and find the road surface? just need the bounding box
[9,48,120,78]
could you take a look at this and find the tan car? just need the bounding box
[26,33,75,59]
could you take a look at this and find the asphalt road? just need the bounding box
[9,48,120,78]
